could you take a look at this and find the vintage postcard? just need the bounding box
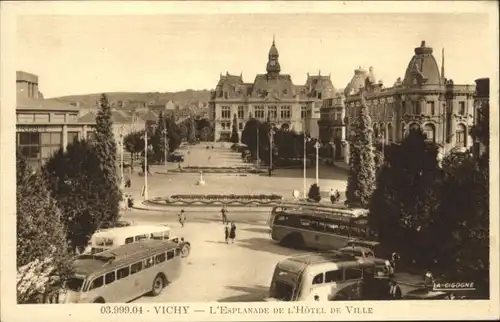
[1,1,498,321]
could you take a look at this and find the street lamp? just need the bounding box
[256,126,260,169]
[269,127,275,176]
[162,126,169,174]
[314,141,321,185]
[303,134,307,198]
[141,130,149,200]
[119,128,124,189]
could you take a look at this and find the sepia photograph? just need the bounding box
[1,1,498,321]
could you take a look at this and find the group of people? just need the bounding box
[221,205,237,243]
[329,189,341,204]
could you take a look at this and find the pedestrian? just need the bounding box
[335,189,341,202]
[178,210,186,228]
[424,270,434,288]
[125,177,131,188]
[388,279,402,300]
[224,223,230,244]
[221,205,228,224]
[329,188,336,204]
[229,222,236,243]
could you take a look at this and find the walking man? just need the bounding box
[388,280,402,300]
[224,223,230,244]
[221,205,228,224]
[178,209,186,228]
[329,188,336,204]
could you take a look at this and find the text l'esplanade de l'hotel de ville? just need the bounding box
[14,39,489,166]
[208,39,489,162]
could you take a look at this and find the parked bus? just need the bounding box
[265,251,390,301]
[269,202,375,250]
[61,240,183,303]
[85,224,190,257]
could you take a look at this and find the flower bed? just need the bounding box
[171,194,282,200]
[147,194,284,207]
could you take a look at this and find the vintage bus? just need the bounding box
[61,240,183,303]
[268,202,375,250]
[265,251,390,301]
[85,224,190,257]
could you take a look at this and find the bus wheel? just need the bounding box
[93,297,105,303]
[181,243,191,258]
[281,233,304,249]
[151,274,165,296]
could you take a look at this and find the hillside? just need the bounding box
[50,90,212,110]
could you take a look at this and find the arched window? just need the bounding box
[409,123,420,132]
[373,124,379,139]
[456,124,466,147]
[379,123,385,142]
[387,123,393,142]
[423,124,435,142]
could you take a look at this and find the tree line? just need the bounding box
[346,93,489,295]
[122,114,214,163]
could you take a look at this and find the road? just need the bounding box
[122,209,421,302]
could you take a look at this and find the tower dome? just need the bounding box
[344,66,368,96]
[403,40,442,86]
[266,36,281,76]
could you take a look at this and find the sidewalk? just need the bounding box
[394,272,425,287]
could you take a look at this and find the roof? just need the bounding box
[344,67,368,96]
[72,239,179,277]
[78,110,133,124]
[93,224,171,240]
[141,110,159,122]
[403,41,442,86]
[17,71,38,83]
[17,96,79,112]
[250,74,297,99]
[78,111,97,123]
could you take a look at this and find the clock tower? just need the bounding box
[266,36,281,77]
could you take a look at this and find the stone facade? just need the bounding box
[343,41,475,158]
[208,38,335,141]
[318,93,348,162]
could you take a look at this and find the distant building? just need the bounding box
[319,93,347,162]
[473,77,489,157]
[343,41,476,161]
[208,37,335,141]
[16,71,88,169]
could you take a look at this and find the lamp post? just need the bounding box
[119,128,124,189]
[142,130,149,200]
[303,134,307,198]
[269,127,274,176]
[162,127,168,174]
[256,126,260,169]
[314,141,321,185]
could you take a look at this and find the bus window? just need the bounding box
[89,276,104,290]
[299,219,311,228]
[117,267,130,280]
[166,250,175,260]
[175,248,181,257]
[312,273,324,285]
[125,237,134,244]
[130,262,142,274]
[325,223,338,233]
[135,234,148,242]
[310,221,326,232]
[151,232,163,240]
[274,215,288,223]
[325,270,343,283]
[163,231,170,240]
[144,257,154,269]
[105,272,115,285]
[155,253,166,264]
[345,268,362,280]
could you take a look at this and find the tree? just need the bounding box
[43,140,113,250]
[346,96,376,207]
[230,114,239,143]
[177,123,188,141]
[92,94,121,222]
[199,126,213,142]
[368,130,442,265]
[187,117,197,144]
[152,111,168,162]
[124,130,145,161]
[241,118,260,152]
[17,152,71,303]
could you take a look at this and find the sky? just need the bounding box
[16,12,491,98]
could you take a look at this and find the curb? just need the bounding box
[132,201,273,213]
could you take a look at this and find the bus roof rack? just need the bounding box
[74,253,116,262]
